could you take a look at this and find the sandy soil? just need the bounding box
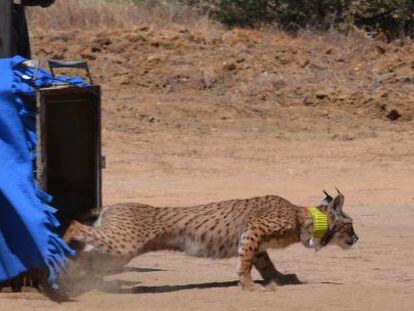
[1,125,414,310]
[2,24,414,310]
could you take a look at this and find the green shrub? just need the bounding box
[351,0,414,39]
[180,0,414,40]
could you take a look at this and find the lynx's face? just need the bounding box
[324,214,358,249]
[319,190,359,249]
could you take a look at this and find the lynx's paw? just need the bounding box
[277,273,301,285]
[239,276,274,292]
[240,282,266,292]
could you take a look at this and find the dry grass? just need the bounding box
[26,0,204,33]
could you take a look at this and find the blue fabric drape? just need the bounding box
[0,56,86,287]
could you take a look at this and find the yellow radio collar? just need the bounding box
[307,206,328,240]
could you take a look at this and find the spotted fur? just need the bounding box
[62,191,357,293]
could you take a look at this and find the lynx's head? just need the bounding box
[318,190,359,249]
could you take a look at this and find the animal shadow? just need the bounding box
[102,279,304,294]
[121,267,165,273]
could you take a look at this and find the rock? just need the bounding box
[335,56,346,62]
[236,57,246,63]
[201,67,218,89]
[80,49,96,60]
[316,91,329,99]
[386,109,401,121]
[128,33,147,43]
[222,62,236,71]
[275,54,289,65]
[375,43,387,54]
[106,54,125,65]
[91,44,101,53]
[52,32,71,42]
[120,77,130,86]
[170,24,189,34]
[138,24,150,32]
[50,52,65,60]
[303,96,314,106]
[325,47,333,54]
[150,39,160,47]
[189,30,206,44]
[298,59,309,68]
[91,37,111,47]
[146,55,162,65]
[107,41,130,53]
[342,133,356,141]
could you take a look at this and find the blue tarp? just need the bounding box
[0,56,86,287]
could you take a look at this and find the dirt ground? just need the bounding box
[2,24,414,310]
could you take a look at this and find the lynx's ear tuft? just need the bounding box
[318,190,333,211]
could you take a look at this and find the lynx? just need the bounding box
[61,190,358,294]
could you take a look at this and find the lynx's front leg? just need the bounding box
[253,251,301,285]
[238,226,267,291]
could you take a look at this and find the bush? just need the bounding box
[350,0,414,40]
[183,0,414,40]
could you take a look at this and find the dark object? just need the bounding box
[36,85,103,233]
[0,270,43,293]
[0,0,55,58]
[0,1,13,57]
[386,109,402,121]
[12,3,31,58]
[22,0,55,7]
